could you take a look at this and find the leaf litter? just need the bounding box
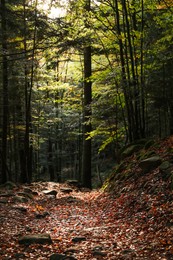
[1,138,173,259]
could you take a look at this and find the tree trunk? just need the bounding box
[114,0,146,142]
[82,0,92,189]
[1,0,9,183]
[82,46,92,189]
[20,0,38,183]
[113,0,133,142]
[48,138,55,181]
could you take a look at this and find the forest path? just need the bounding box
[0,181,173,259]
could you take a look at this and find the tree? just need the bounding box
[20,0,38,183]
[82,0,92,188]
[0,0,9,183]
[0,0,173,187]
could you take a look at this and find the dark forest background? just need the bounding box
[0,0,173,188]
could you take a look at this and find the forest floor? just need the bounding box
[1,138,173,259]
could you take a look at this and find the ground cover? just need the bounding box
[1,137,173,259]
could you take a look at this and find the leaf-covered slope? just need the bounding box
[103,136,173,197]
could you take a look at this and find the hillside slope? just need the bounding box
[104,136,173,197]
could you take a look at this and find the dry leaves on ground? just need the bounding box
[0,179,173,259]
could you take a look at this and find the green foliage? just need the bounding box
[1,0,173,184]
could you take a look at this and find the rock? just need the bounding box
[23,187,38,196]
[43,190,57,197]
[0,216,5,223]
[72,236,86,243]
[60,188,73,194]
[121,144,142,159]
[159,161,173,182]
[0,192,13,197]
[92,245,107,257]
[80,187,91,192]
[159,161,172,172]
[12,196,29,203]
[17,192,34,200]
[139,156,162,174]
[63,257,76,260]
[64,247,79,254]
[23,187,33,193]
[50,254,66,260]
[121,248,135,254]
[0,181,17,190]
[66,196,78,203]
[18,233,52,245]
[35,211,49,219]
[50,254,77,260]
[32,191,39,196]
[13,206,27,213]
[0,198,8,203]
[13,253,26,259]
[92,250,107,257]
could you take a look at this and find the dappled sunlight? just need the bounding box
[38,0,67,18]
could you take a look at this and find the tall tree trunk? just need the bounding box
[27,0,38,182]
[139,0,146,138]
[20,0,37,183]
[122,0,140,140]
[114,0,145,142]
[82,0,92,189]
[1,0,9,183]
[113,0,134,142]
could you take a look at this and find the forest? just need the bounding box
[1,1,173,259]
[0,0,173,187]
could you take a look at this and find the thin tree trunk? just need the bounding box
[48,137,55,181]
[113,0,134,142]
[122,0,140,140]
[20,0,29,183]
[82,46,92,188]
[1,0,9,183]
[140,0,146,137]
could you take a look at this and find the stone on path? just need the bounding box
[71,236,86,243]
[18,233,52,245]
[60,188,73,194]
[43,190,57,197]
[50,254,77,260]
[12,195,29,203]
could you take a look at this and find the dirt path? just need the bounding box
[0,181,173,259]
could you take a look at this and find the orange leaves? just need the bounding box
[29,204,44,212]
[160,239,172,246]
[36,205,44,211]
